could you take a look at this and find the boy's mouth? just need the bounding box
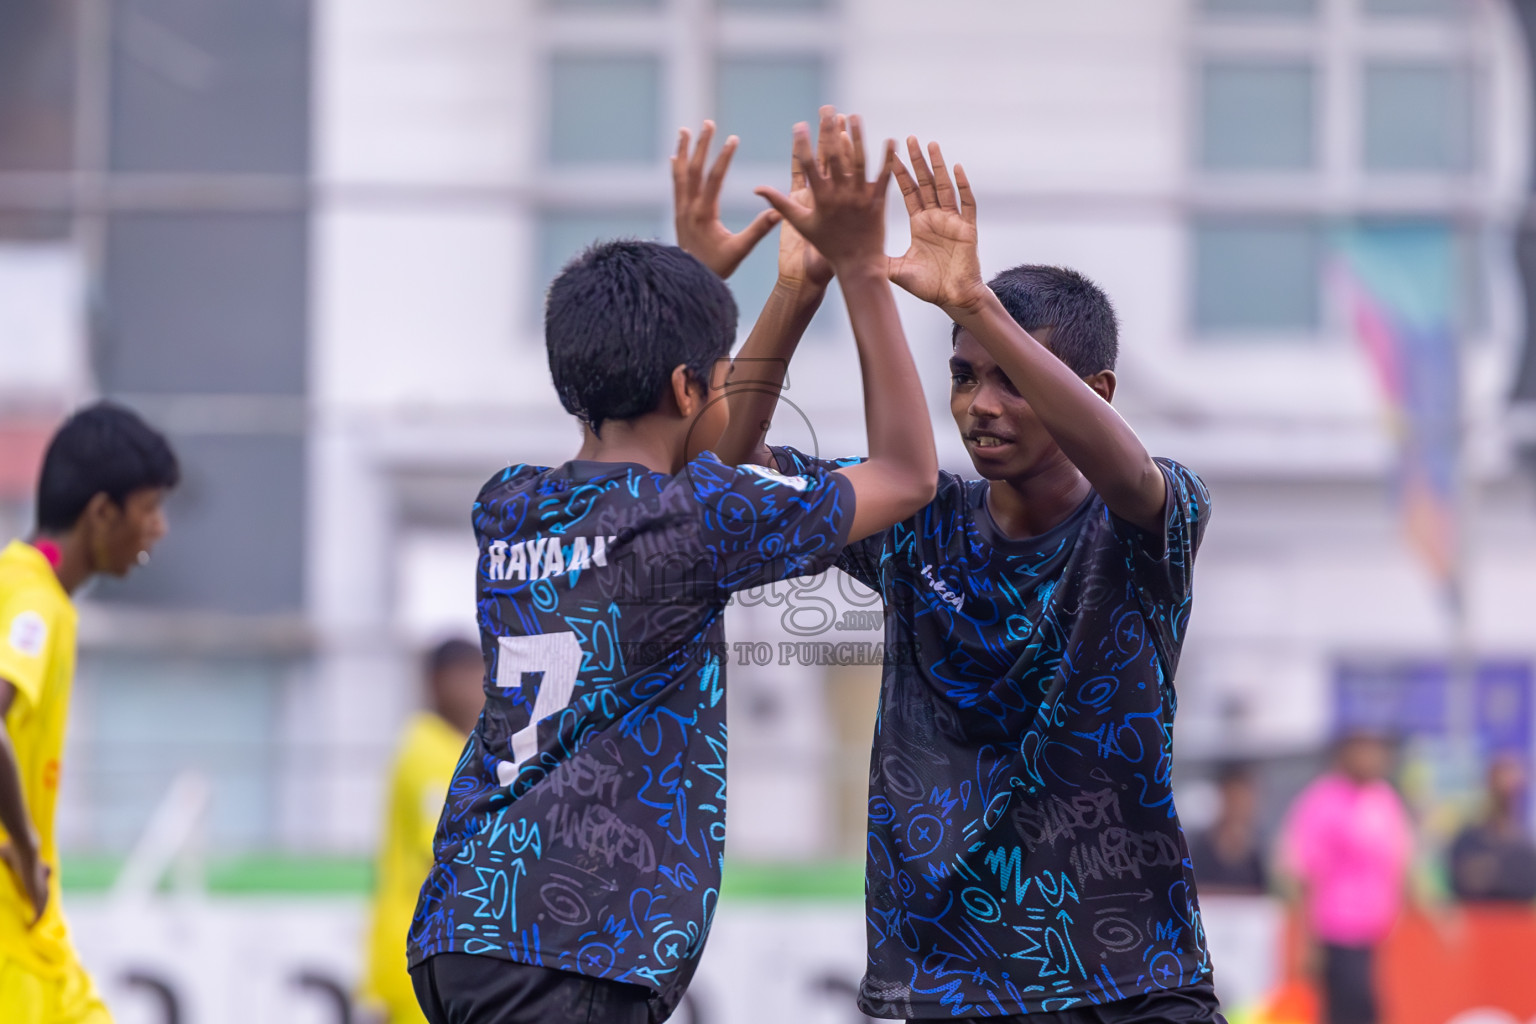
[965,431,1015,452]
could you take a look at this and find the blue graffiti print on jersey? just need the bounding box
[409,453,851,1022]
[774,447,1213,1019]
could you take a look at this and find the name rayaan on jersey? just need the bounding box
[487,535,618,582]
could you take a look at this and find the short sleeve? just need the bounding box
[0,590,54,711]
[1116,459,1210,674]
[683,451,855,594]
[769,445,886,590]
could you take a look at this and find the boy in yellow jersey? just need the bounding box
[0,402,179,1024]
[359,638,485,1024]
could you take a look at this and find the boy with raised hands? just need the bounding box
[685,134,1221,1022]
[407,109,935,1024]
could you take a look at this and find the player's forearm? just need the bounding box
[843,266,937,497]
[0,727,37,857]
[950,291,1164,527]
[716,279,826,467]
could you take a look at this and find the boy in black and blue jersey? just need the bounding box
[689,139,1220,1023]
[407,110,937,1024]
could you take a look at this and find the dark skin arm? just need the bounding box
[674,110,841,468]
[756,110,938,541]
[0,680,48,925]
[888,139,1166,533]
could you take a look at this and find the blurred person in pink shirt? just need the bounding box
[1280,731,1415,1024]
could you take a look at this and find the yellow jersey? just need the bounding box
[359,712,467,1023]
[0,540,78,974]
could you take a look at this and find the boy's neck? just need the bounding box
[984,454,1093,540]
[574,417,689,476]
[28,530,92,596]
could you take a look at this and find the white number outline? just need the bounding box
[493,632,582,787]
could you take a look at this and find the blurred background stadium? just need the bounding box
[3,0,1536,1021]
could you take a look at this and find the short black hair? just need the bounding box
[426,637,482,678]
[36,401,180,533]
[545,239,737,435]
[954,265,1118,378]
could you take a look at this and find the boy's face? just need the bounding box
[949,328,1063,481]
[90,487,170,577]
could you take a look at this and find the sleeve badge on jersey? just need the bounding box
[739,462,811,492]
[7,610,47,659]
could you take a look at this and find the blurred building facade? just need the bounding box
[1,0,1534,860]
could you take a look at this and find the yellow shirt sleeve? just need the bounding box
[359,715,463,1022]
[0,587,56,711]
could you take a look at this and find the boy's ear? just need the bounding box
[1085,369,1116,404]
[669,364,703,417]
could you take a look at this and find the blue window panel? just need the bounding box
[1194,219,1322,334]
[1201,61,1316,171]
[715,56,827,163]
[548,54,661,164]
[537,209,664,301]
[1364,62,1475,172]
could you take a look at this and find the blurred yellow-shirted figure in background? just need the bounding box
[0,404,178,1024]
[359,638,485,1024]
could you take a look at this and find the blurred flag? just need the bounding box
[1332,224,1462,608]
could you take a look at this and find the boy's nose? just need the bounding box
[968,385,1003,420]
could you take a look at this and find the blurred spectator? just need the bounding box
[1281,731,1414,1024]
[1448,753,1536,904]
[358,639,484,1024]
[1188,762,1269,894]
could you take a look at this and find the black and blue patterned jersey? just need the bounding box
[408,452,852,1022]
[774,447,1213,1019]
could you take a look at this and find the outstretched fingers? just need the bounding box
[848,115,868,182]
[790,121,826,199]
[871,137,896,198]
[702,134,740,203]
[688,120,716,191]
[954,162,978,224]
[905,136,940,209]
[927,142,958,213]
[891,151,925,217]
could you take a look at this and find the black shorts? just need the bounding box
[908,982,1226,1024]
[410,953,651,1024]
[1321,943,1378,1024]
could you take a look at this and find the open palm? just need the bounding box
[888,138,987,312]
[775,112,847,290]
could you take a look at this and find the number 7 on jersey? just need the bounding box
[493,632,582,787]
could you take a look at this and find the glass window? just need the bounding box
[100,212,308,396]
[1200,62,1315,171]
[537,210,663,298]
[1194,219,1322,334]
[1363,62,1474,173]
[1364,0,1464,15]
[1202,0,1316,15]
[73,654,281,850]
[110,0,310,174]
[548,55,661,164]
[95,433,308,614]
[0,0,77,176]
[715,56,827,163]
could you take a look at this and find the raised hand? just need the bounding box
[888,137,988,313]
[672,121,780,279]
[775,110,838,293]
[754,109,894,275]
